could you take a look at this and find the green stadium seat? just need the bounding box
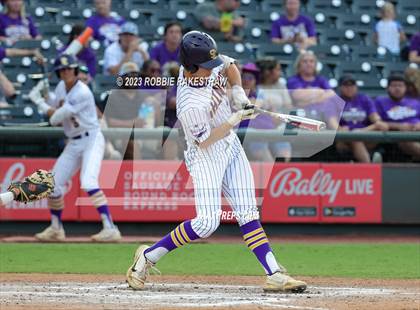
[12,40,42,50]
[169,0,201,11]
[80,0,125,10]
[237,0,260,12]
[257,43,298,62]
[397,14,418,34]
[356,76,386,97]
[261,0,283,13]
[0,105,43,126]
[58,8,86,24]
[217,42,254,62]
[380,62,409,78]
[95,75,117,93]
[127,0,168,12]
[396,0,420,15]
[317,28,363,46]
[335,13,375,36]
[306,0,350,15]
[242,12,271,29]
[351,0,381,18]
[335,61,382,80]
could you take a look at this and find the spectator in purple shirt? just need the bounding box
[408,32,420,64]
[271,0,316,50]
[59,24,97,77]
[337,75,389,162]
[0,0,41,45]
[150,22,182,67]
[86,0,125,46]
[287,51,339,129]
[375,75,420,160]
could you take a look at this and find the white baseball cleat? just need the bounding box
[264,272,307,293]
[35,226,66,242]
[91,227,122,242]
[126,245,159,290]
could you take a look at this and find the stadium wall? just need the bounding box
[1,158,419,224]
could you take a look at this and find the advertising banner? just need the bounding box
[260,163,382,223]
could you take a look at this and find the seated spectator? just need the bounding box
[105,62,143,159]
[239,63,291,162]
[337,75,388,162]
[59,24,97,77]
[287,51,338,129]
[375,75,420,160]
[194,0,245,42]
[257,58,292,112]
[0,0,41,45]
[0,45,43,62]
[161,62,180,160]
[103,22,149,76]
[373,2,406,55]
[408,32,420,64]
[271,0,316,50]
[404,67,420,99]
[0,68,15,106]
[150,22,182,67]
[86,0,125,46]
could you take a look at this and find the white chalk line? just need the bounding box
[1,281,418,309]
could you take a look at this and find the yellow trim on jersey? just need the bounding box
[245,231,266,247]
[179,223,191,243]
[175,226,187,245]
[249,238,269,251]
[170,231,182,247]
[243,227,263,241]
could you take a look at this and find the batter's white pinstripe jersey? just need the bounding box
[176,55,238,166]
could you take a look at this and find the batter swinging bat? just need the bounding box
[253,107,326,131]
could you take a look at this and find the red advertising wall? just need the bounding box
[260,163,382,223]
[0,158,382,223]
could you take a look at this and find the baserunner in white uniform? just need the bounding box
[126,31,306,292]
[32,55,121,242]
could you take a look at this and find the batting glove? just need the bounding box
[227,106,259,126]
[231,85,251,109]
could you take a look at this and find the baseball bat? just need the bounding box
[253,107,326,131]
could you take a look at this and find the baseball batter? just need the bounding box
[126,31,306,292]
[32,55,121,242]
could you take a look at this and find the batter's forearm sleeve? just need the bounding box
[49,105,73,126]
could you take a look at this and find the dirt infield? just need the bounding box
[1,274,419,310]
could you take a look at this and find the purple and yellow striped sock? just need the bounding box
[144,220,199,263]
[240,220,280,275]
[48,196,64,229]
[87,189,114,229]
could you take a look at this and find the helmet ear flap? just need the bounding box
[180,43,198,74]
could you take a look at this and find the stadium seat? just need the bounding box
[169,0,201,11]
[237,0,260,12]
[260,0,283,13]
[95,75,117,92]
[257,43,298,62]
[335,61,382,80]
[58,8,86,24]
[126,0,168,12]
[335,13,375,36]
[350,45,394,64]
[351,1,381,17]
[396,0,420,15]
[0,105,43,126]
[244,25,271,44]
[380,62,409,78]
[356,76,386,97]
[397,14,418,34]
[217,42,254,62]
[80,0,125,10]
[32,0,77,8]
[306,0,350,15]
[11,40,42,50]
[37,23,66,38]
[242,12,271,29]
[317,28,363,46]
[308,45,344,68]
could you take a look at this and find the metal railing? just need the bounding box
[0,127,419,142]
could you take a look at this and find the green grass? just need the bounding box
[0,243,419,279]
